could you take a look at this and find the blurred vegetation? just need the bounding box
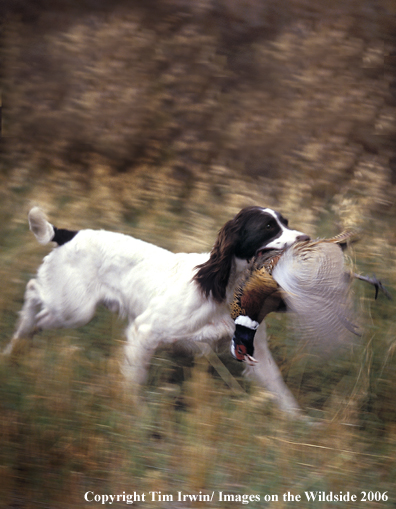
[1,0,396,507]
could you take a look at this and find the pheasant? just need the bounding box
[230,230,391,363]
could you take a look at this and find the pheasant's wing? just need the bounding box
[272,242,360,345]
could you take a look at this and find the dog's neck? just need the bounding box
[233,256,250,275]
[224,256,250,303]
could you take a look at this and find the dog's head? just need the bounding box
[231,207,309,259]
[194,206,309,302]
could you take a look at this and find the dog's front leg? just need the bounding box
[122,322,157,386]
[243,324,302,416]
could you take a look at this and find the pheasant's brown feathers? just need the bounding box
[231,268,279,321]
[231,250,283,321]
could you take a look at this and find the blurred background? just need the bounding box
[0,0,395,507]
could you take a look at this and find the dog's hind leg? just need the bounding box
[4,279,42,355]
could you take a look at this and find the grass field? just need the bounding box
[1,1,396,505]
[0,187,395,509]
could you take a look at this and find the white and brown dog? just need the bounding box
[5,206,310,414]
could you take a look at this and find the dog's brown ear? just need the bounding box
[193,217,241,302]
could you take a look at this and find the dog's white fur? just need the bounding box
[6,206,308,414]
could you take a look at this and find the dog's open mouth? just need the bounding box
[255,237,311,258]
[255,247,281,258]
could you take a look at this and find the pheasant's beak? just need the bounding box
[231,342,248,361]
[230,342,258,364]
[244,354,258,365]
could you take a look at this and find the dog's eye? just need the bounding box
[266,221,275,230]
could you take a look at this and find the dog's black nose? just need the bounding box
[296,234,310,242]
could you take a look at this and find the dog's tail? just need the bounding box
[28,207,55,245]
[28,207,79,246]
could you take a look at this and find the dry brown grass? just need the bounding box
[1,0,396,506]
